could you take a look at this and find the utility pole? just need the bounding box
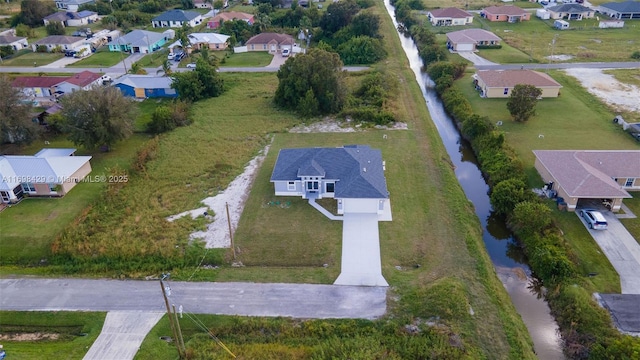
[160,276,184,359]
[173,304,186,355]
[547,34,558,73]
[226,202,235,260]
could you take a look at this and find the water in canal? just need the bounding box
[382,1,565,358]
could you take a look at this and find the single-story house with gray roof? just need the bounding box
[446,29,501,51]
[31,35,87,52]
[152,9,202,28]
[107,30,167,53]
[547,4,594,20]
[0,35,28,50]
[43,10,98,27]
[533,150,640,212]
[271,145,391,219]
[113,75,177,99]
[0,148,92,204]
[598,0,640,19]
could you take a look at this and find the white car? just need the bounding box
[579,209,608,230]
[282,49,290,57]
[186,63,196,69]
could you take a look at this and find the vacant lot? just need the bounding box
[0,51,64,67]
[0,311,105,359]
[68,49,124,68]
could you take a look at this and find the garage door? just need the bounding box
[456,43,474,52]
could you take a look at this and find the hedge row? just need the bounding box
[390,2,640,358]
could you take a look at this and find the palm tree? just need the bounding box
[199,48,219,67]
[128,61,147,75]
[157,60,173,76]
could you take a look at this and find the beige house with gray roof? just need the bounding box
[473,69,562,98]
[533,150,639,212]
[445,29,501,51]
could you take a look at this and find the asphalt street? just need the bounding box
[0,278,388,319]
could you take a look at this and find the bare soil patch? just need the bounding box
[0,332,60,341]
[564,68,640,113]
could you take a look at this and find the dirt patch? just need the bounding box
[0,332,60,341]
[564,68,640,113]
[545,54,573,61]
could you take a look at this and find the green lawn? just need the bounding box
[621,193,640,245]
[0,311,106,360]
[0,51,64,67]
[218,51,274,67]
[475,16,640,63]
[477,41,536,64]
[138,49,171,68]
[67,49,124,68]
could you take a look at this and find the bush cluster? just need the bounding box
[341,71,398,125]
[395,4,640,358]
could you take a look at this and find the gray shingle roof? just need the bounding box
[33,35,85,45]
[446,29,501,43]
[271,145,389,199]
[600,0,640,12]
[152,9,201,22]
[548,3,592,12]
[112,75,173,89]
[108,30,165,47]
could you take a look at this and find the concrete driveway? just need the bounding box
[577,209,640,294]
[455,51,498,66]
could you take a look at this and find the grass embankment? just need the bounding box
[454,69,639,293]
[621,193,640,244]
[0,311,105,359]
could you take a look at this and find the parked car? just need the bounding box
[173,52,185,62]
[540,1,549,5]
[579,209,608,230]
[282,49,290,57]
[99,75,112,85]
[186,63,196,69]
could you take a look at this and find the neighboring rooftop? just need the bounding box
[211,11,253,22]
[533,150,640,198]
[33,35,85,44]
[271,145,389,199]
[62,70,102,87]
[113,75,173,89]
[428,7,473,18]
[108,30,165,47]
[548,3,592,12]
[600,0,640,12]
[446,28,501,43]
[476,69,562,88]
[0,149,91,190]
[246,32,294,45]
[0,35,26,44]
[152,9,201,22]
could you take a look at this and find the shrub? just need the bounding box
[509,201,552,236]
[426,61,467,82]
[147,106,175,134]
[631,51,640,60]
[476,44,502,50]
[490,178,533,215]
[337,36,387,65]
[528,244,575,281]
[460,114,494,139]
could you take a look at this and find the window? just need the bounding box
[263,44,267,50]
[287,181,295,191]
[0,191,9,202]
[326,183,335,193]
[626,178,635,187]
[251,45,254,50]
[504,88,509,95]
[21,182,35,192]
[48,183,57,192]
[307,181,319,190]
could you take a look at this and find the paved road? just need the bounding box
[475,61,640,70]
[596,293,640,335]
[0,278,387,319]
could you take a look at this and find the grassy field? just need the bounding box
[0,135,149,265]
[0,311,105,359]
[603,68,640,88]
[137,49,171,68]
[68,49,124,68]
[0,51,64,67]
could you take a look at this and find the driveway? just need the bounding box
[577,209,640,294]
[0,278,387,318]
[456,51,498,66]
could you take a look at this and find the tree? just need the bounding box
[275,48,346,115]
[507,84,542,122]
[0,45,15,59]
[157,60,173,76]
[349,12,380,38]
[490,178,533,216]
[319,0,360,35]
[171,59,224,102]
[45,22,66,35]
[18,0,56,26]
[0,76,40,145]
[128,61,147,74]
[60,87,137,151]
[15,24,36,38]
[175,23,191,55]
[181,0,194,9]
[336,36,386,65]
[213,0,224,11]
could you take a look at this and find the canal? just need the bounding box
[382,1,565,358]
